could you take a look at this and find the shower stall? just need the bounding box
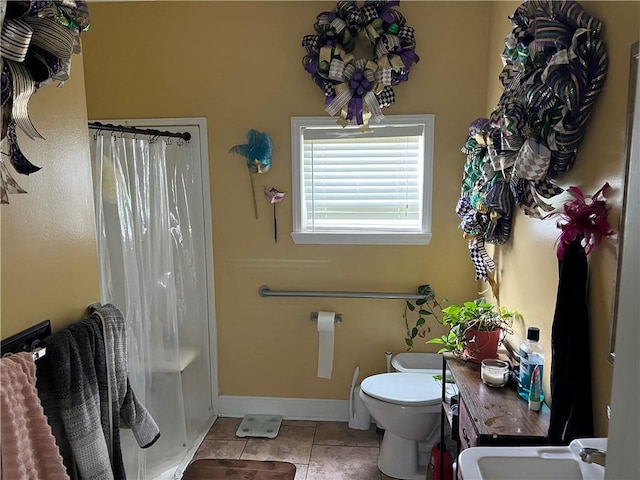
[90,118,217,479]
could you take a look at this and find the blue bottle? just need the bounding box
[517,327,545,402]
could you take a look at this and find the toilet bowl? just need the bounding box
[359,372,442,480]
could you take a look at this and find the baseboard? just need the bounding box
[218,395,350,422]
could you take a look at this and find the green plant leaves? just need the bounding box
[403,286,445,350]
[426,337,445,345]
[427,297,515,354]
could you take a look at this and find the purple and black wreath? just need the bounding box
[1,0,90,204]
[302,1,418,130]
[455,0,609,281]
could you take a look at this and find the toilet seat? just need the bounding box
[361,372,441,407]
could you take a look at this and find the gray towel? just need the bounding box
[92,303,161,451]
[37,304,160,480]
[36,320,114,480]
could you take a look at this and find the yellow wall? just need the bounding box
[81,1,488,399]
[486,1,639,436]
[0,0,634,442]
[79,0,639,432]
[0,55,100,336]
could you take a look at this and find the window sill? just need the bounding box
[290,232,432,245]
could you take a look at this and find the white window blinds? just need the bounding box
[303,129,423,231]
[291,115,434,245]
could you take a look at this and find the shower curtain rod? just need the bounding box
[88,122,191,141]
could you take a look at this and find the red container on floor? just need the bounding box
[427,443,453,480]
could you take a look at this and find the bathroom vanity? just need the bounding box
[443,357,550,452]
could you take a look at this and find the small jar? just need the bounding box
[481,359,510,387]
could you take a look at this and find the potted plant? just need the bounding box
[426,297,514,362]
[403,285,446,350]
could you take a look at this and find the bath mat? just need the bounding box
[236,414,283,438]
[182,459,296,480]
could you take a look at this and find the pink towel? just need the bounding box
[1,352,69,480]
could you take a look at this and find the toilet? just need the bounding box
[359,354,444,480]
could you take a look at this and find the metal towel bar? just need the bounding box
[258,285,427,301]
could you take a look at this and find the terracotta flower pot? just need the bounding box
[463,329,501,363]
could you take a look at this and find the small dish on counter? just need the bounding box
[481,359,510,387]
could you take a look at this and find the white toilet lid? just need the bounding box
[361,372,442,406]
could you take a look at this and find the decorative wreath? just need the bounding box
[0,0,90,204]
[455,0,608,281]
[301,0,419,130]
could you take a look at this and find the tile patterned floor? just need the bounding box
[190,417,398,479]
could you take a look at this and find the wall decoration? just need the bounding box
[455,0,608,281]
[228,129,273,219]
[457,118,515,281]
[551,183,613,260]
[264,187,286,243]
[0,0,90,204]
[301,0,419,130]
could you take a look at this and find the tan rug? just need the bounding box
[182,459,296,480]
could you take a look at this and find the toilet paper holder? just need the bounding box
[310,312,343,323]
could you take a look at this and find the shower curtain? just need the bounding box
[91,132,196,478]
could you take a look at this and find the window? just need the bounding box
[291,115,434,245]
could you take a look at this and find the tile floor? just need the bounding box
[190,417,399,480]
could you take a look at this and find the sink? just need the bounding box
[458,438,607,480]
[476,456,583,480]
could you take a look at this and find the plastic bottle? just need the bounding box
[517,327,545,402]
[528,364,542,411]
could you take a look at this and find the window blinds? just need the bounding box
[301,129,424,233]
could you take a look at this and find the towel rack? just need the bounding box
[30,347,47,361]
[1,320,51,361]
[258,285,428,301]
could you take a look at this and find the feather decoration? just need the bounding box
[228,129,272,174]
[229,129,273,219]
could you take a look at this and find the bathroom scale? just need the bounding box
[235,414,283,438]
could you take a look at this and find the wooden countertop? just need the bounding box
[447,357,550,440]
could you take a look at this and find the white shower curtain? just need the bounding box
[91,133,194,478]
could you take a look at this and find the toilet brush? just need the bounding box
[349,366,359,422]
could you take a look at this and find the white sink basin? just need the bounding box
[458,438,607,480]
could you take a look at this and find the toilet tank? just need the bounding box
[391,353,442,373]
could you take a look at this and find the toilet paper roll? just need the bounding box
[317,311,335,379]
